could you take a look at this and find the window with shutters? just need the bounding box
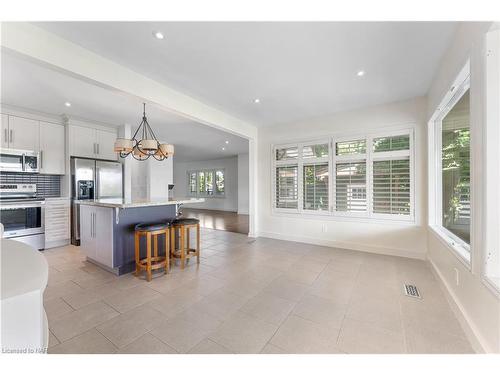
[272,130,413,221]
[188,169,225,198]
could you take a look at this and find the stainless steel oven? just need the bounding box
[0,149,39,173]
[0,184,45,250]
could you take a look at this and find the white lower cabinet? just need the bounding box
[79,205,114,268]
[44,198,70,249]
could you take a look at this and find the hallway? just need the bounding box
[182,208,249,235]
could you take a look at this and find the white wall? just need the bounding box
[173,156,239,211]
[256,96,428,259]
[426,22,499,353]
[237,153,249,214]
[129,153,173,200]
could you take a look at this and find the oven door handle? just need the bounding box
[0,202,45,209]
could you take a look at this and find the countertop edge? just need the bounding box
[75,198,205,209]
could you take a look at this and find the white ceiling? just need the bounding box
[34,21,458,126]
[0,52,248,162]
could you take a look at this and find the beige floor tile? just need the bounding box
[61,289,104,310]
[97,305,165,347]
[188,338,234,354]
[50,301,120,342]
[321,258,361,278]
[189,289,250,320]
[117,333,178,354]
[240,291,296,326]
[337,318,406,354]
[208,312,278,353]
[48,330,60,348]
[180,275,227,296]
[147,288,204,319]
[103,285,161,313]
[263,275,309,302]
[44,297,74,321]
[150,312,222,353]
[405,326,474,354]
[308,277,354,305]
[260,343,288,354]
[269,315,342,353]
[49,329,117,354]
[44,280,85,301]
[292,294,347,328]
[283,265,323,285]
[346,295,402,333]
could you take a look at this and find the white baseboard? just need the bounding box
[256,231,426,260]
[428,258,488,353]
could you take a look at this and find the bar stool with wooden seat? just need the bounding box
[134,222,170,281]
[170,218,200,269]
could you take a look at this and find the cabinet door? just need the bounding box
[1,114,9,148]
[70,126,96,158]
[39,122,65,175]
[8,116,39,151]
[79,205,96,260]
[96,129,117,161]
[94,206,114,268]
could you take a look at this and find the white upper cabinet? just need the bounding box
[70,125,96,158]
[39,121,65,175]
[70,125,117,160]
[96,129,118,161]
[1,114,8,148]
[4,116,39,151]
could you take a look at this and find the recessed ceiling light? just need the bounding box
[153,31,164,40]
[254,98,260,104]
[222,147,225,151]
[357,70,365,77]
[64,102,71,107]
[225,140,229,144]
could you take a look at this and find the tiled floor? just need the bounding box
[44,228,474,354]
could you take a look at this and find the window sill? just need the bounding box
[271,209,417,226]
[428,225,471,269]
[481,276,500,299]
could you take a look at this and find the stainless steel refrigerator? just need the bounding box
[71,157,123,245]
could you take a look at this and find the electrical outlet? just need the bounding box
[321,224,328,233]
[454,268,460,286]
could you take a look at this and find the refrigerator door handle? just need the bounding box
[95,167,99,199]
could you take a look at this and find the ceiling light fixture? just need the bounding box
[222,147,225,151]
[114,103,174,161]
[153,31,164,40]
[254,98,260,104]
[357,70,365,77]
[225,140,229,144]
[64,102,71,107]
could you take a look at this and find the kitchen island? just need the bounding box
[76,198,204,275]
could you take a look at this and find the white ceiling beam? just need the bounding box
[0,22,257,139]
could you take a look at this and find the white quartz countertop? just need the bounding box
[1,239,48,300]
[75,197,205,209]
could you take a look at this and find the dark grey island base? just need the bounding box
[77,198,205,275]
[113,205,176,275]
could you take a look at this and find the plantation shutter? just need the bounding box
[335,162,367,212]
[372,159,411,215]
[275,165,298,209]
[303,163,329,211]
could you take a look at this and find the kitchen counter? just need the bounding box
[75,197,204,209]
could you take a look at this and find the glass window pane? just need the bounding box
[189,172,197,194]
[215,170,225,194]
[373,135,410,152]
[198,171,205,194]
[205,171,214,195]
[303,163,329,210]
[335,162,367,212]
[373,159,411,215]
[441,89,470,245]
[276,147,299,161]
[275,165,298,209]
[303,144,329,159]
[336,140,366,156]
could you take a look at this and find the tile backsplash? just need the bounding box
[0,172,61,197]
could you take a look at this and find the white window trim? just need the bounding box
[271,127,415,223]
[428,60,472,265]
[187,168,226,198]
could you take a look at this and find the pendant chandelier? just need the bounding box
[114,103,174,161]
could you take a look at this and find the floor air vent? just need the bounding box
[404,284,421,299]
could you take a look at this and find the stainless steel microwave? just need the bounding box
[0,149,39,173]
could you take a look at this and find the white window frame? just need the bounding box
[187,168,226,198]
[428,61,471,265]
[271,127,415,223]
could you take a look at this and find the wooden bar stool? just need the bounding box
[170,218,200,269]
[134,222,170,281]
